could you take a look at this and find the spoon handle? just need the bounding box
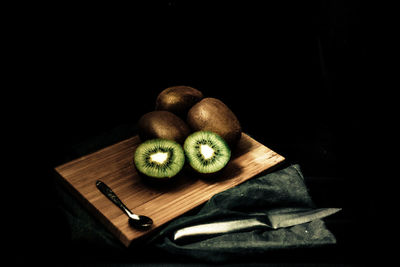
[95,180,136,218]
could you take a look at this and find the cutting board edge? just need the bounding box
[54,169,135,246]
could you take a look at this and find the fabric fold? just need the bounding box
[149,164,336,262]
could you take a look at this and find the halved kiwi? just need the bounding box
[134,139,185,180]
[184,131,231,174]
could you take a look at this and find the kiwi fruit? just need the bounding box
[155,86,204,118]
[134,139,185,180]
[138,111,191,144]
[184,131,231,174]
[186,98,242,148]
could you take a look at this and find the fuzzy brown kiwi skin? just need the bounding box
[186,98,242,149]
[138,111,191,144]
[155,86,204,118]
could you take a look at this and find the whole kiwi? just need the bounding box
[186,98,242,148]
[138,111,191,144]
[155,86,204,118]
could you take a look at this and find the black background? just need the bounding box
[6,1,384,265]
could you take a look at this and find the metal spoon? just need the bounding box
[95,180,153,230]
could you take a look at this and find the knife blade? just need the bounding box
[173,207,341,244]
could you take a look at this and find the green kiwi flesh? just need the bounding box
[184,131,231,174]
[134,139,185,179]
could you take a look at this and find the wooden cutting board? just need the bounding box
[55,133,285,247]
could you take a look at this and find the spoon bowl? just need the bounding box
[129,215,153,229]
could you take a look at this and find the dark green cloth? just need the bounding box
[150,164,336,262]
[56,164,336,263]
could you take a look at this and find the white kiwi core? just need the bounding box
[200,144,214,160]
[150,152,169,164]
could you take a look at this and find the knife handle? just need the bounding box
[173,218,268,244]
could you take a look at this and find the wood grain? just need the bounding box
[55,133,285,247]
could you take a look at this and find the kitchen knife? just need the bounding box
[173,207,341,244]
